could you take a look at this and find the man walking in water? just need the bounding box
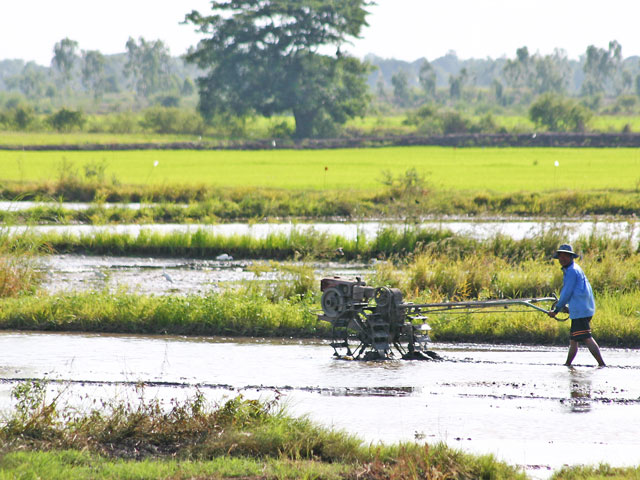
[548,244,606,367]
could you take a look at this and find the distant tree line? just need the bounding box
[1,0,640,138]
[372,41,640,114]
[0,37,198,105]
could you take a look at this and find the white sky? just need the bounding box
[1,0,639,66]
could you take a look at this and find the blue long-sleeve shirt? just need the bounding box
[555,261,595,319]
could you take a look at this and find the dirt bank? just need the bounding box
[1,132,640,150]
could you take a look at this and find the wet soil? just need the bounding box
[38,254,373,296]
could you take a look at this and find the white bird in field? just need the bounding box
[94,269,107,280]
[162,268,174,283]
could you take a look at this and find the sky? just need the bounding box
[1,0,640,66]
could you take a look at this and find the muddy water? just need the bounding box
[0,201,149,211]
[1,331,639,478]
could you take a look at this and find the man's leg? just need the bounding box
[584,337,606,367]
[565,340,578,366]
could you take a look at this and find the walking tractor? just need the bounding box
[318,276,566,360]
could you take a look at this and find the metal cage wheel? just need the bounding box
[374,286,393,308]
[329,312,369,359]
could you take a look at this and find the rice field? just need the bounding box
[1,146,639,192]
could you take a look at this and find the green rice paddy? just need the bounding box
[2,146,639,192]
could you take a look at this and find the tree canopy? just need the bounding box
[184,0,373,138]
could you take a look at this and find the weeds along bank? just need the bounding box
[0,384,526,480]
[1,188,640,221]
[1,229,639,346]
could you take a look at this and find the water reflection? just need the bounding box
[564,368,592,413]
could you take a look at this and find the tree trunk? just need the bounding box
[293,109,316,139]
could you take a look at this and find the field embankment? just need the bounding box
[2,132,640,149]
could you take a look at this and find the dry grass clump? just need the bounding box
[0,230,45,298]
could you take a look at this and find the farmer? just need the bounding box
[548,244,605,367]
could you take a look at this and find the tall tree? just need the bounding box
[5,62,48,98]
[581,40,622,96]
[391,70,411,107]
[52,38,79,85]
[503,47,569,95]
[81,50,106,99]
[503,46,531,89]
[530,49,570,94]
[125,37,174,98]
[448,68,467,99]
[184,0,373,138]
[418,59,436,98]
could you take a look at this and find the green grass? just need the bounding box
[550,464,640,479]
[0,132,205,146]
[0,451,291,480]
[588,115,640,133]
[2,146,640,192]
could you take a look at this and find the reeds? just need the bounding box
[8,224,638,262]
[0,289,326,338]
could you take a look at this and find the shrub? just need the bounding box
[529,93,592,132]
[47,108,85,132]
[139,107,205,134]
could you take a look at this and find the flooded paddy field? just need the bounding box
[1,331,639,478]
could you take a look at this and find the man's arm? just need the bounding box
[554,268,577,313]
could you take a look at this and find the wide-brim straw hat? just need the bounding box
[553,243,580,259]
